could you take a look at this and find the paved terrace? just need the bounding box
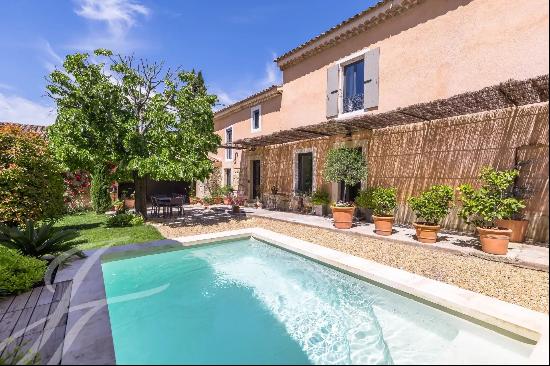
[239,207,549,271]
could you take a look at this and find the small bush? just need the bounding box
[408,185,454,225]
[371,187,397,216]
[90,165,112,214]
[130,215,144,226]
[0,220,79,257]
[311,190,330,205]
[0,124,65,226]
[355,187,375,209]
[457,167,525,228]
[0,246,46,295]
[105,213,143,227]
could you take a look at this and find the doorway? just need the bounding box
[251,160,261,199]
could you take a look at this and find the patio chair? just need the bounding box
[170,195,185,217]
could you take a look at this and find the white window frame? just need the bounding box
[338,48,369,118]
[225,126,233,161]
[250,105,262,132]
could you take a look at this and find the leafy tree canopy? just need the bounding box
[47,49,221,215]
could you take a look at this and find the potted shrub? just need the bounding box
[189,196,200,205]
[495,170,530,242]
[231,195,246,214]
[355,187,375,222]
[323,147,367,229]
[122,189,135,210]
[408,185,454,243]
[311,190,330,216]
[457,167,525,255]
[202,196,213,208]
[220,186,234,205]
[371,187,397,236]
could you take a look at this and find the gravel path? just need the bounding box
[152,214,549,313]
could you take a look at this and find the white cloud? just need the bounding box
[72,0,150,51]
[0,93,56,125]
[38,40,64,72]
[75,0,149,37]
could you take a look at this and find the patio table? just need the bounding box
[152,196,185,218]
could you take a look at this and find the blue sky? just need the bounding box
[0,0,376,125]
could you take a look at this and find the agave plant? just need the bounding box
[0,220,81,258]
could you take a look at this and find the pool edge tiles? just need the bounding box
[169,227,549,364]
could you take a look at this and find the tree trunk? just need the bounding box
[134,172,148,218]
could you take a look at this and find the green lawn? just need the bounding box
[55,212,164,250]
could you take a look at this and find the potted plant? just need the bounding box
[495,168,530,243]
[231,195,246,214]
[323,147,367,229]
[122,189,135,210]
[371,187,397,236]
[311,190,330,216]
[220,186,234,205]
[457,167,525,255]
[189,196,201,205]
[408,185,454,243]
[355,187,375,222]
[202,196,213,208]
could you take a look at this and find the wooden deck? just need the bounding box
[0,281,72,364]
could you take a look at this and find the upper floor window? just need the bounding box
[343,60,364,113]
[251,105,261,132]
[225,127,233,160]
[326,48,379,119]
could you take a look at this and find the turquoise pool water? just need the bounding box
[101,238,535,365]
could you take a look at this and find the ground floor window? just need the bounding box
[224,168,232,187]
[297,152,313,194]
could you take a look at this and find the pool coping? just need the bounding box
[57,229,549,365]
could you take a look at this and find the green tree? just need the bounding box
[47,50,221,216]
[323,147,367,203]
[0,125,65,226]
[90,165,113,213]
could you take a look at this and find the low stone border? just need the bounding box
[245,209,549,272]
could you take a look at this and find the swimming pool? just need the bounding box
[101,233,544,365]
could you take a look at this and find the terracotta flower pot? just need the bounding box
[332,206,355,229]
[313,204,328,216]
[495,219,529,243]
[223,197,232,205]
[213,197,223,204]
[372,215,394,236]
[477,227,512,255]
[232,205,240,213]
[413,222,440,243]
